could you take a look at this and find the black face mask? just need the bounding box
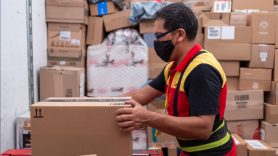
[154,40,175,62]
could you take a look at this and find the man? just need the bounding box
[116,3,237,156]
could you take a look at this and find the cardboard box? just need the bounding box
[274,50,278,81]
[232,134,248,156]
[86,17,104,45]
[31,97,132,156]
[246,140,276,156]
[40,66,85,100]
[227,77,239,91]
[239,68,272,91]
[47,55,85,67]
[16,112,31,149]
[249,44,275,69]
[220,61,240,76]
[232,0,274,11]
[205,26,251,43]
[230,13,248,26]
[147,101,178,146]
[261,121,278,147]
[1,149,32,156]
[276,15,278,48]
[264,103,278,123]
[201,12,230,27]
[227,120,260,139]
[265,82,278,105]
[103,9,134,32]
[204,42,251,61]
[149,48,167,79]
[211,0,232,13]
[140,20,155,34]
[46,0,89,24]
[248,12,277,44]
[90,2,117,16]
[225,90,264,121]
[47,23,86,58]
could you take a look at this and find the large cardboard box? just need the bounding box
[47,56,85,67]
[239,68,272,91]
[276,15,278,48]
[86,17,104,45]
[232,0,274,11]
[149,48,167,79]
[227,120,260,139]
[90,2,117,16]
[140,20,155,34]
[227,77,239,91]
[103,9,134,32]
[225,90,264,121]
[274,50,278,81]
[246,140,276,156]
[46,0,89,24]
[201,12,230,27]
[230,13,248,26]
[47,23,86,58]
[261,121,278,148]
[205,26,251,43]
[264,103,278,124]
[232,134,248,156]
[265,82,278,105]
[147,101,178,146]
[31,97,132,156]
[249,44,275,69]
[248,12,277,44]
[40,66,85,100]
[204,42,251,61]
[220,61,240,76]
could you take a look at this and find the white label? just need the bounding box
[59,61,66,65]
[260,128,266,141]
[60,31,71,41]
[232,136,240,145]
[221,26,235,40]
[213,1,231,13]
[207,26,221,39]
[246,140,268,150]
[71,39,80,46]
[80,73,85,97]
[260,52,267,62]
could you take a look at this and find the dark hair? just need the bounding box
[155,2,198,41]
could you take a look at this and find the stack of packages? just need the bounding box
[40,0,89,100]
[202,0,278,155]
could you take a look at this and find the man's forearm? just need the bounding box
[143,111,213,140]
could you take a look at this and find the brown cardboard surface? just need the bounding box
[220,61,240,76]
[265,82,278,105]
[232,0,274,11]
[239,79,272,91]
[139,20,155,34]
[86,17,104,45]
[31,98,132,156]
[232,134,248,156]
[249,44,275,69]
[227,77,239,91]
[204,26,251,43]
[230,13,248,26]
[90,2,117,16]
[261,121,278,148]
[264,103,278,124]
[47,23,86,58]
[276,15,278,48]
[46,0,89,24]
[148,48,167,79]
[201,12,230,27]
[274,50,278,81]
[247,140,276,156]
[47,55,85,67]
[240,68,272,80]
[204,42,251,61]
[227,120,260,139]
[39,66,85,100]
[103,9,134,32]
[248,12,277,44]
[225,90,264,121]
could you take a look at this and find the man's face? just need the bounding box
[153,18,176,41]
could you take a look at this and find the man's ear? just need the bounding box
[177,29,186,42]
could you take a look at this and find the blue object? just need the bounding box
[97,2,108,16]
[143,33,155,48]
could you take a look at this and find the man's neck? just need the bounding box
[175,41,196,65]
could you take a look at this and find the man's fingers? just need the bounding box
[116,114,133,122]
[125,99,137,107]
[117,121,134,128]
[120,126,135,132]
[116,107,134,115]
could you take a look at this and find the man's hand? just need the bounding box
[116,99,150,132]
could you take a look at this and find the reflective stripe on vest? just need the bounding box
[163,50,229,152]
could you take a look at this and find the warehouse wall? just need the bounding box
[0,0,47,152]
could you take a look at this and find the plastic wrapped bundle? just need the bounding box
[87,28,148,97]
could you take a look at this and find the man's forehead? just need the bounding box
[154,18,166,33]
